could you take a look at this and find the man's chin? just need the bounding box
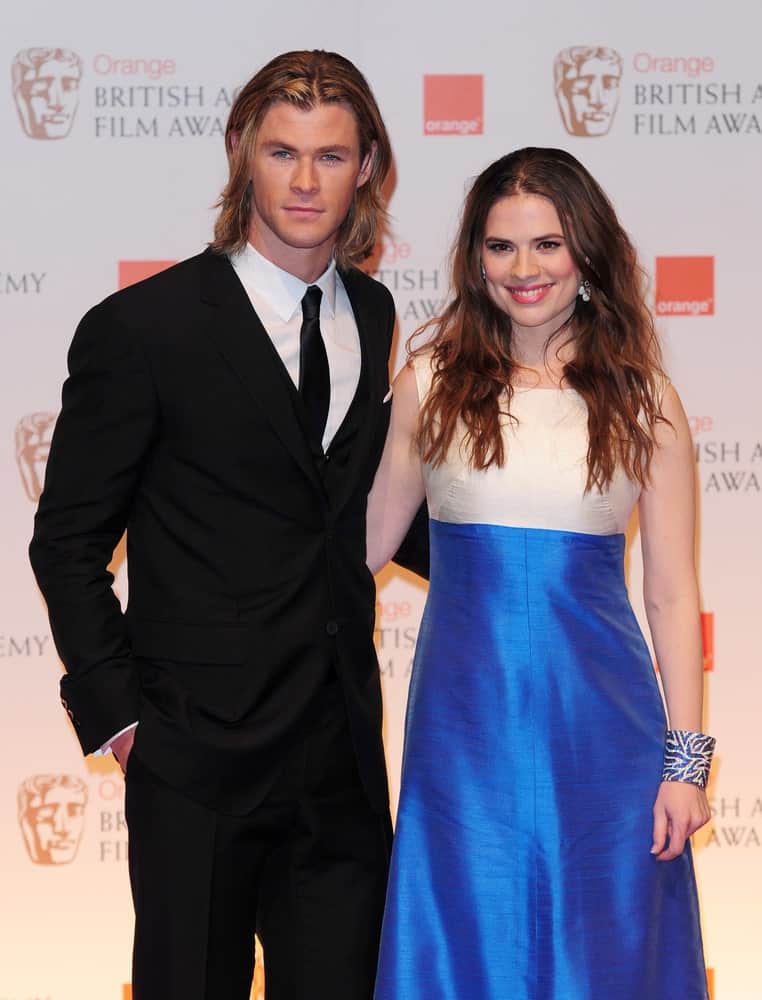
[277,226,337,253]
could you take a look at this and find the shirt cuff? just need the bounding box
[95,721,138,756]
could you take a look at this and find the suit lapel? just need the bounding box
[199,249,324,495]
[329,267,389,513]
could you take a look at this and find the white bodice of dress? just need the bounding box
[413,355,641,536]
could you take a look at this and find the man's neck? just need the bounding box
[247,229,336,284]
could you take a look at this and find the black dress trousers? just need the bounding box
[125,684,392,1000]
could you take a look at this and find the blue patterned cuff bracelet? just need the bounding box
[661,729,716,788]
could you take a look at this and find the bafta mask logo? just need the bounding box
[18,774,88,865]
[12,47,83,140]
[16,412,57,502]
[554,46,623,137]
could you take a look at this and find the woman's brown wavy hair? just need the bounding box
[416,146,667,491]
[210,49,392,269]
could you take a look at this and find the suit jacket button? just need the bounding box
[326,621,339,636]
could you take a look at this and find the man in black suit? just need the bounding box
[30,50,423,1000]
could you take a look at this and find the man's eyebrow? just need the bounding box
[259,140,354,156]
[259,139,298,151]
[313,144,353,155]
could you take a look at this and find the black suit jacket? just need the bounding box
[30,248,403,814]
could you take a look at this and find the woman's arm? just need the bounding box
[366,363,426,575]
[638,383,711,860]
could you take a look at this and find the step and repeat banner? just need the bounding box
[2,1,759,998]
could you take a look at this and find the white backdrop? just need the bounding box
[2,2,760,998]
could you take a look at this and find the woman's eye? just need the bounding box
[485,242,512,253]
[538,240,561,250]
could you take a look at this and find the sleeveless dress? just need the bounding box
[374,358,708,1000]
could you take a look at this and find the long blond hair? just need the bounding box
[210,50,392,269]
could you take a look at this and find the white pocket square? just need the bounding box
[382,387,393,403]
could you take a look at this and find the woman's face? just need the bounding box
[481,193,581,343]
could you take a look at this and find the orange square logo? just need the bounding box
[118,260,176,290]
[655,256,714,317]
[123,987,132,1000]
[423,75,483,135]
[702,612,714,672]
[706,967,714,999]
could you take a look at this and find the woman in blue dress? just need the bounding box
[367,147,714,999]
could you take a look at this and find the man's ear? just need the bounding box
[356,140,377,188]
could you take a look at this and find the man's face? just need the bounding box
[559,56,621,136]
[15,56,82,139]
[24,785,86,864]
[246,101,373,273]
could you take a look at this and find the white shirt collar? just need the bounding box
[231,242,337,322]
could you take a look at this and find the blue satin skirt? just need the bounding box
[375,521,708,999]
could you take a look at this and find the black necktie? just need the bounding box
[298,285,330,446]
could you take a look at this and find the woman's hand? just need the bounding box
[651,780,711,861]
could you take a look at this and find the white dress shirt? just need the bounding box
[231,242,362,451]
[99,244,363,756]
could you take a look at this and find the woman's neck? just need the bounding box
[511,324,575,386]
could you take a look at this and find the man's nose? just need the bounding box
[291,157,319,194]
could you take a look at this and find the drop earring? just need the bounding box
[577,279,591,302]
[480,260,486,281]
